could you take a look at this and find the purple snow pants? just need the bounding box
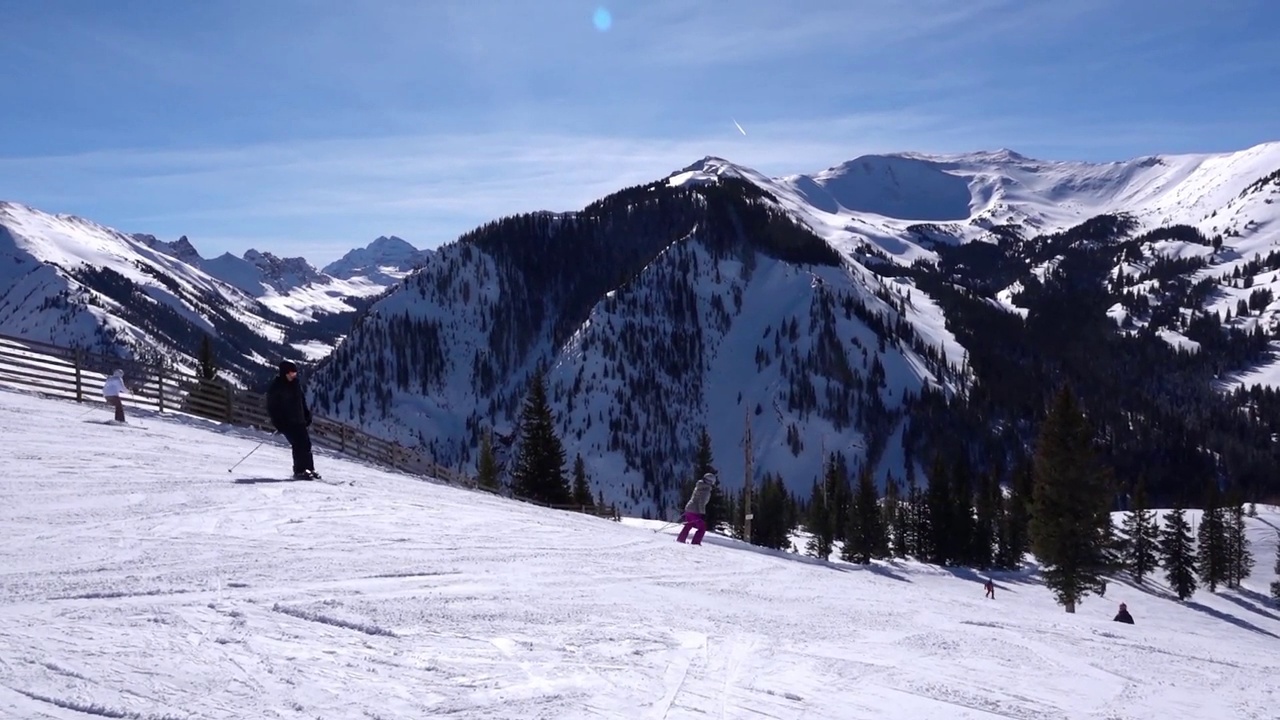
[676,511,707,545]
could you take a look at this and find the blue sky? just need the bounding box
[1,0,1277,264]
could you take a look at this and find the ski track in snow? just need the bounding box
[1,387,1279,718]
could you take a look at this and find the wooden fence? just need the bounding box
[0,333,618,521]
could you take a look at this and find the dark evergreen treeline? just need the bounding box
[895,214,1280,506]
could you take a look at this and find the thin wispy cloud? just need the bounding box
[1,0,1276,262]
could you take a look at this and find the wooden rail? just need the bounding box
[0,333,617,521]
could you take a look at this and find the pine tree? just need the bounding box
[477,428,500,491]
[826,453,852,542]
[885,475,909,558]
[510,372,571,505]
[1161,506,1198,601]
[907,471,929,560]
[950,455,977,566]
[1225,502,1252,588]
[842,467,886,563]
[1028,385,1113,613]
[571,454,593,507]
[692,427,726,532]
[1196,481,1229,592]
[753,473,793,550]
[925,453,954,565]
[806,478,833,560]
[972,471,998,569]
[997,458,1032,570]
[1121,478,1160,584]
[198,333,217,380]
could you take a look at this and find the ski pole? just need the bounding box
[227,439,269,473]
[654,517,681,533]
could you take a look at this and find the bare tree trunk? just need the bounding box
[1065,600,1076,614]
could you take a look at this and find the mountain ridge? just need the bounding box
[309,140,1280,516]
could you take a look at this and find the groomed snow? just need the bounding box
[1,387,1278,719]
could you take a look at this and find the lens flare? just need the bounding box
[593,7,612,32]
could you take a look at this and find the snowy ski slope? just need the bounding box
[1,387,1278,719]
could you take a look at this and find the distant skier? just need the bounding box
[1098,579,1108,597]
[676,469,718,545]
[265,360,320,479]
[102,369,129,423]
[1113,602,1134,624]
[984,578,995,599]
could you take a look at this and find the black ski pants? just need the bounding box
[279,425,315,474]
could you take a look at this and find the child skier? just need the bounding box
[1113,602,1134,624]
[676,469,718,545]
[102,369,129,423]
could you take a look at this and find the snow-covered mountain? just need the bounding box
[310,141,1280,516]
[322,235,433,285]
[134,233,400,328]
[0,202,413,377]
[674,143,1280,380]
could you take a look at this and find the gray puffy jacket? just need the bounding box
[685,474,716,514]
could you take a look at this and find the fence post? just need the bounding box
[224,386,234,423]
[157,365,166,413]
[74,349,83,402]
[340,425,347,453]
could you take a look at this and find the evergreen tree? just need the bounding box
[511,372,571,504]
[198,333,217,380]
[477,428,500,491]
[571,454,593,506]
[826,453,853,542]
[1028,385,1113,613]
[1226,502,1252,588]
[907,471,929,560]
[997,458,1032,570]
[842,467,887,563]
[1196,481,1229,592]
[692,427,726,531]
[1120,478,1160,584]
[885,475,909,559]
[753,473,793,550]
[972,470,998,569]
[950,455,977,565]
[925,453,954,565]
[1161,506,1198,601]
[806,477,833,560]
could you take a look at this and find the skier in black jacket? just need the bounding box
[266,360,319,479]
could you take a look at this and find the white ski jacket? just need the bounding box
[103,376,127,398]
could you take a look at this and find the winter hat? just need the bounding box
[112,369,124,377]
[1119,603,1127,611]
[703,471,719,485]
[279,360,298,375]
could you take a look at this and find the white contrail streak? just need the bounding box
[732,118,747,136]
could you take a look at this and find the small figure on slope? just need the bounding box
[984,578,995,599]
[266,360,320,479]
[676,469,718,546]
[1113,602,1134,624]
[103,369,129,423]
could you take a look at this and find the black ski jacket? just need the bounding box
[266,375,311,429]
